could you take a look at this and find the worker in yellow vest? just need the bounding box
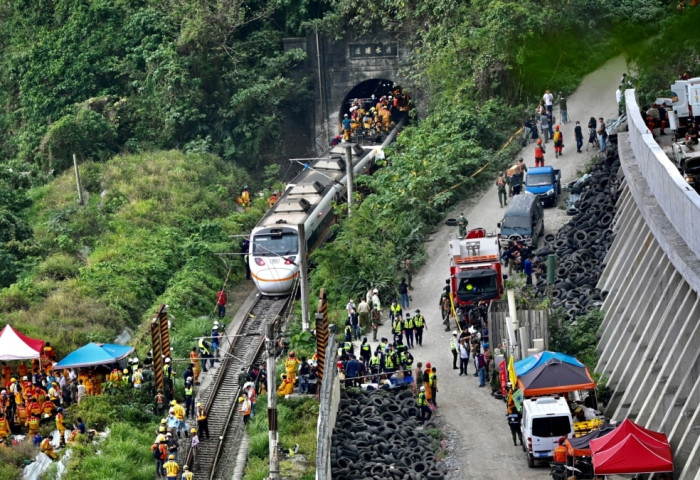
[55,407,66,446]
[163,454,179,480]
[181,464,194,480]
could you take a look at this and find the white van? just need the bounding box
[520,396,574,467]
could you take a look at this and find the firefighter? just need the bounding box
[56,407,66,446]
[553,125,563,158]
[40,436,57,459]
[285,351,300,385]
[0,412,10,441]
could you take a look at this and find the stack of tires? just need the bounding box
[331,387,445,480]
[534,150,622,320]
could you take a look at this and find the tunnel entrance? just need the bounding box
[338,78,395,120]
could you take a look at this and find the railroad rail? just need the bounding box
[185,293,294,480]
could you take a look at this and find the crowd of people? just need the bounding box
[336,86,412,143]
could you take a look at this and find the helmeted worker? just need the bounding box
[171,400,188,438]
[40,436,57,460]
[553,437,568,464]
[163,454,179,480]
[56,407,67,446]
[277,374,294,396]
[182,464,194,480]
[184,381,195,418]
[196,402,210,439]
[285,351,300,384]
[553,124,563,158]
[189,348,201,383]
[534,138,546,167]
[198,337,211,373]
[0,412,10,440]
[418,386,431,423]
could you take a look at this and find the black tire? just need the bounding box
[527,452,535,468]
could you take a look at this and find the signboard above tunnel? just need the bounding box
[349,43,399,58]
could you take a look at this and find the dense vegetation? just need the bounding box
[0,0,695,479]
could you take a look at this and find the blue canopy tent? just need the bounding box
[53,343,135,369]
[514,351,584,377]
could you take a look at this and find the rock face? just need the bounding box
[534,147,622,320]
[331,387,445,480]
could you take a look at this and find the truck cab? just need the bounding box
[448,229,503,307]
[524,166,561,207]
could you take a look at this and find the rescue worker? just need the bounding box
[359,338,371,366]
[0,412,9,441]
[27,413,40,438]
[507,407,524,446]
[391,314,404,346]
[198,337,211,373]
[154,389,166,416]
[418,386,431,423]
[172,400,188,438]
[341,113,352,141]
[153,438,169,477]
[1,362,11,388]
[534,138,546,167]
[389,300,402,322]
[237,186,251,210]
[285,351,301,385]
[163,454,180,480]
[40,436,57,459]
[184,381,195,419]
[553,125,563,158]
[190,428,199,467]
[239,393,251,424]
[189,348,201,384]
[413,310,426,346]
[429,367,438,407]
[457,213,468,237]
[182,465,194,480]
[369,353,381,382]
[43,342,57,362]
[277,374,294,396]
[422,362,432,404]
[196,402,210,439]
[553,437,568,464]
[132,367,143,388]
[439,289,451,330]
[56,407,66,446]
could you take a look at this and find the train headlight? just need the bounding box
[284,256,296,265]
[255,258,266,266]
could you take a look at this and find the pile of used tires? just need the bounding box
[534,149,621,320]
[331,387,445,480]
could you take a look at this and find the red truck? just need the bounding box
[448,228,504,307]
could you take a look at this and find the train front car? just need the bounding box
[249,225,300,295]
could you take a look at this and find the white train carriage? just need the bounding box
[249,126,402,295]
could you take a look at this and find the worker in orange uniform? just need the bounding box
[42,398,56,417]
[14,401,27,427]
[84,374,95,396]
[277,374,294,396]
[42,342,57,362]
[238,393,251,424]
[534,138,546,167]
[17,362,28,379]
[26,413,40,437]
[189,348,201,384]
[27,395,41,417]
[237,186,251,210]
[285,351,300,385]
[163,454,179,480]
[1,362,11,388]
[0,412,10,441]
[40,436,57,460]
[553,437,568,464]
[55,407,67,446]
[267,191,278,208]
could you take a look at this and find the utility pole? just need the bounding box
[344,144,355,215]
[73,153,84,206]
[298,224,310,331]
[265,322,280,480]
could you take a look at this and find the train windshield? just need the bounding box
[253,230,299,256]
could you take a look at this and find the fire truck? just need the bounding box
[448,228,504,308]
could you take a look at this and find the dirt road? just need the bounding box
[373,55,626,479]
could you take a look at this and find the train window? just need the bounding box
[253,231,299,256]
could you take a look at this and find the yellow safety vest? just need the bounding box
[414,315,425,328]
[164,460,179,476]
[418,392,428,407]
[184,386,193,397]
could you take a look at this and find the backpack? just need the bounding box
[153,444,161,459]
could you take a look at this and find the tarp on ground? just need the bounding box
[591,432,673,475]
[0,324,44,361]
[565,423,617,457]
[517,358,595,396]
[53,343,134,370]
[514,350,584,377]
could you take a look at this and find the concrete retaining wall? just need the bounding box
[595,91,700,479]
[315,336,340,480]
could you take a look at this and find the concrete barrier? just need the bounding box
[315,336,339,480]
[595,91,700,479]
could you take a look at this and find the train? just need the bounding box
[249,124,403,295]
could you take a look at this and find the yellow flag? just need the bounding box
[508,355,517,388]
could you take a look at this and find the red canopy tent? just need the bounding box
[590,419,673,475]
[0,324,44,361]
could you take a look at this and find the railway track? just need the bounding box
[185,293,293,480]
